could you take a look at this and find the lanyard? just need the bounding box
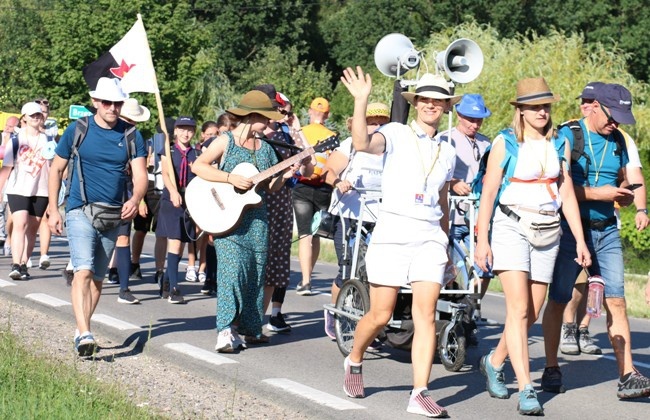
[411,123,441,189]
[586,129,608,186]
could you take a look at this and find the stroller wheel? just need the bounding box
[334,279,370,356]
[437,320,467,372]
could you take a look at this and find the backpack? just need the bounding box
[557,119,625,184]
[64,116,137,203]
[470,128,566,215]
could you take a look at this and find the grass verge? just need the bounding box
[0,328,160,419]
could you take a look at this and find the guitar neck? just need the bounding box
[250,147,315,184]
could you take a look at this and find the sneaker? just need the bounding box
[129,263,142,280]
[201,279,216,295]
[74,333,97,357]
[198,272,206,283]
[168,287,184,304]
[296,282,312,296]
[118,289,140,304]
[185,267,198,282]
[62,268,74,286]
[324,309,336,339]
[160,278,170,299]
[617,369,650,399]
[106,267,119,284]
[541,366,566,393]
[343,356,365,398]
[517,384,543,416]
[578,327,602,355]
[559,322,579,355]
[231,329,246,350]
[215,328,242,353]
[154,269,165,286]
[26,258,32,269]
[39,254,51,269]
[479,351,509,399]
[407,389,448,418]
[9,263,22,280]
[19,263,30,280]
[4,243,11,256]
[267,312,292,332]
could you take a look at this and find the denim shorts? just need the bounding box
[549,223,624,303]
[66,208,120,281]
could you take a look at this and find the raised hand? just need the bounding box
[341,66,372,100]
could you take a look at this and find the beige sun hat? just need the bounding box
[228,90,284,121]
[366,102,390,118]
[120,98,151,122]
[509,77,560,106]
[401,73,461,106]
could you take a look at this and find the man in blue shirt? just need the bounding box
[541,83,650,399]
[47,77,148,357]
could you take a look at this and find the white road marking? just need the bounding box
[91,314,141,330]
[0,279,16,287]
[262,378,366,410]
[26,293,70,307]
[165,343,238,365]
[600,354,650,369]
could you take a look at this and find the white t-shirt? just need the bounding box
[498,134,562,212]
[328,137,383,222]
[2,131,50,197]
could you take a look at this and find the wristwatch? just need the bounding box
[637,208,648,214]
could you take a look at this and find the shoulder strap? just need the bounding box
[65,117,90,202]
[611,128,626,158]
[219,131,234,170]
[498,128,519,181]
[125,124,137,162]
[10,133,19,161]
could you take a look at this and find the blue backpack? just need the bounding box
[470,128,566,215]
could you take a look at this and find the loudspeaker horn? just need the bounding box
[374,33,421,78]
[436,38,483,84]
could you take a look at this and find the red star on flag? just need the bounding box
[110,59,136,78]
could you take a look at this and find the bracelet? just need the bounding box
[637,208,648,214]
[226,173,230,183]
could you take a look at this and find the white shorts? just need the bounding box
[490,206,560,283]
[366,228,448,287]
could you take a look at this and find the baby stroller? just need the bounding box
[324,194,481,372]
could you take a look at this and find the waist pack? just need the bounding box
[82,202,123,232]
[311,209,336,239]
[500,204,562,248]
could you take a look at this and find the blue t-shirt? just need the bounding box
[559,119,629,222]
[56,117,147,211]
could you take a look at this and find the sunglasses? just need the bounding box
[599,104,618,125]
[278,109,293,117]
[471,141,481,161]
[35,99,49,106]
[100,100,124,108]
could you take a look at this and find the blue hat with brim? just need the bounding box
[455,93,491,119]
[595,84,636,125]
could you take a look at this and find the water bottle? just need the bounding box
[586,275,605,318]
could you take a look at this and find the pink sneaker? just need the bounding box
[407,389,448,418]
[343,356,365,398]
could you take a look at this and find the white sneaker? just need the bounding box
[185,267,198,282]
[198,272,206,283]
[215,329,235,353]
[39,254,51,269]
[26,258,33,268]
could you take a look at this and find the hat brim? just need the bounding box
[122,106,150,123]
[610,109,636,125]
[89,91,129,102]
[456,109,491,119]
[402,91,462,107]
[228,107,284,121]
[509,95,560,106]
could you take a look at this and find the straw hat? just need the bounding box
[120,98,151,122]
[366,102,390,119]
[402,73,461,106]
[228,90,284,121]
[509,77,560,106]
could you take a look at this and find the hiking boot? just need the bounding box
[617,369,650,399]
[185,266,198,282]
[39,254,51,269]
[541,366,566,393]
[117,289,140,304]
[168,287,184,304]
[106,267,119,284]
[324,309,336,339]
[578,327,602,354]
[559,322,579,355]
[9,263,22,280]
[343,356,365,398]
[517,384,543,416]
[129,263,142,280]
[296,282,312,296]
[201,279,216,295]
[479,351,509,399]
[19,263,30,280]
[407,389,448,418]
[267,312,291,333]
[75,333,97,357]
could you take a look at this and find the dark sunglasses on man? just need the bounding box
[35,99,49,106]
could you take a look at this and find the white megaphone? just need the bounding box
[374,33,421,78]
[436,39,483,84]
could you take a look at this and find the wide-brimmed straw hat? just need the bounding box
[402,73,461,106]
[120,98,150,122]
[227,90,284,121]
[509,77,560,106]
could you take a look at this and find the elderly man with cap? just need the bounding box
[541,83,650,399]
[48,77,148,357]
[340,67,459,417]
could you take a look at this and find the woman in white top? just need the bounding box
[0,102,51,280]
[474,78,590,415]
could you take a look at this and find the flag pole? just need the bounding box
[137,14,175,187]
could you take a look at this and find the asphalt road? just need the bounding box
[1,234,649,419]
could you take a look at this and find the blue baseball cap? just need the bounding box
[595,84,636,125]
[576,81,605,100]
[455,94,491,119]
[174,116,196,128]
